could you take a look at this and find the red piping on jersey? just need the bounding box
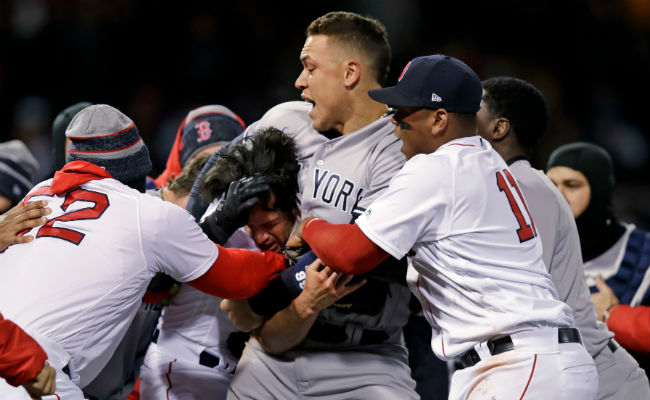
[166,359,177,400]
[67,137,143,154]
[67,122,136,139]
[416,275,446,358]
[519,354,538,399]
[54,394,61,400]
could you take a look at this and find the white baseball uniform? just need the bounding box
[0,177,218,399]
[355,136,598,400]
[139,227,258,400]
[509,158,649,399]
[228,101,417,400]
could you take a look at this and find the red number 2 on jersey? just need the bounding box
[23,187,110,245]
[496,169,537,242]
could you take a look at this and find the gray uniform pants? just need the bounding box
[595,340,650,399]
[228,338,419,400]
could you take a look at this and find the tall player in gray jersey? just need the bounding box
[219,12,418,399]
[476,76,649,399]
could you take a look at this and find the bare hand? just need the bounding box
[221,299,265,332]
[23,364,56,399]
[285,216,316,248]
[590,274,620,321]
[293,259,366,317]
[0,200,51,252]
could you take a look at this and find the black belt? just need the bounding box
[199,350,221,368]
[607,338,619,353]
[307,321,389,345]
[460,328,582,368]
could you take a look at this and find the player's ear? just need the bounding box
[431,109,448,134]
[492,117,510,141]
[343,59,361,89]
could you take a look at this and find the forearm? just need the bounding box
[0,316,48,386]
[607,304,650,354]
[302,219,389,274]
[255,293,319,354]
[188,245,287,299]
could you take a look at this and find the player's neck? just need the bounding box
[339,96,390,135]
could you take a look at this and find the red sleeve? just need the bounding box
[607,304,650,355]
[188,245,287,299]
[302,218,390,275]
[0,312,47,386]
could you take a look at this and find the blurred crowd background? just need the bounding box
[0,0,648,227]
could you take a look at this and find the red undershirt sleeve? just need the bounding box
[302,218,390,275]
[607,304,650,354]
[0,313,47,386]
[188,245,287,299]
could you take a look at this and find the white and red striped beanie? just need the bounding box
[65,104,152,183]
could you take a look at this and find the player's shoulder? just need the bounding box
[251,101,313,134]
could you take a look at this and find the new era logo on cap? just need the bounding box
[368,54,482,113]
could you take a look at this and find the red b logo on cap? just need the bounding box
[398,61,412,82]
[195,120,212,143]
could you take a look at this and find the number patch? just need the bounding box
[24,187,110,245]
[496,169,537,242]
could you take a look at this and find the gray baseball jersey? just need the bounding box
[509,159,649,399]
[229,101,417,399]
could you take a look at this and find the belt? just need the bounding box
[607,338,619,353]
[199,350,222,369]
[460,328,582,368]
[307,322,389,345]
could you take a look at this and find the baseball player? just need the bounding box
[298,55,598,400]
[82,104,244,400]
[139,128,303,400]
[188,11,418,400]
[477,76,649,399]
[0,105,289,399]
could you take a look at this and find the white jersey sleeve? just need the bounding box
[140,196,217,282]
[356,153,450,259]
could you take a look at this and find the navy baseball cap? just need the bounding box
[369,54,482,113]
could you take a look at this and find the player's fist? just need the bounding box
[22,364,56,399]
[221,298,265,332]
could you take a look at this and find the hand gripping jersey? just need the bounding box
[243,101,412,346]
[355,136,575,358]
[0,177,217,387]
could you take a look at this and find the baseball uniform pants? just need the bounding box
[449,328,598,400]
[227,337,418,400]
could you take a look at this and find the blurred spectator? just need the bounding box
[0,139,39,212]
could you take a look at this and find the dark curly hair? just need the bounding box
[482,77,549,152]
[200,127,300,216]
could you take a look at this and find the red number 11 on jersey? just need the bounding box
[496,169,537,242]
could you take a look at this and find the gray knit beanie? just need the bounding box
[65,104,152,183]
